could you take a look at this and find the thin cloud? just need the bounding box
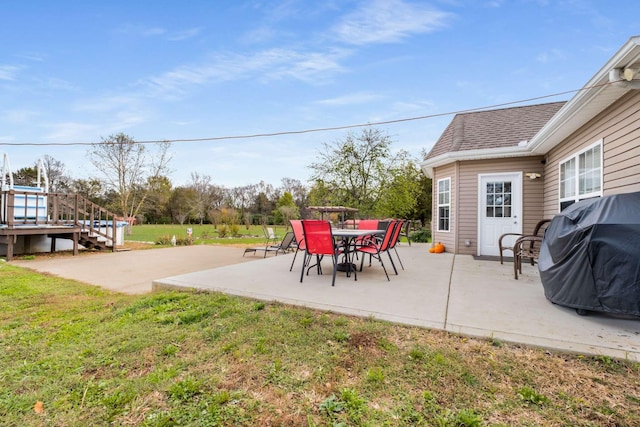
[316,92,383,106]
[332,0,451,45]
[0,65,21,81]
[167,27,203,41]
[536,48,566,64]
[115,24,166,37]
[142,48,350,97]
[115,24,203,41]
[44,122,100,141]
[3,109,39,124]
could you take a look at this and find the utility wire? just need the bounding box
[0,81,612,147]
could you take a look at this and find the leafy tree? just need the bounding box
[309,128,406,217]
[87,133,171,221]
[168,186,196,225]
[70,178,107,206]
[280,177,309,211]
[252,192,273,222]
[12,166,38,187]
[411,172,432,227]
[374,156,422,218]
[143,175,173,224]
[274,191,300,226]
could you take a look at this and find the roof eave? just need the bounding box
[420,146,534,178]
[529,36,640,154]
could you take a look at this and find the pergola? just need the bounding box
[306,206,358,225]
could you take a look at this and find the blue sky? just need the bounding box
[1,0,638,188]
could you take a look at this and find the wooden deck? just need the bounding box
[1,189,120,260]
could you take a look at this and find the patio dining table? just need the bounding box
[331,228,384,274]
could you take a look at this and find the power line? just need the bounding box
[0,82,610,147]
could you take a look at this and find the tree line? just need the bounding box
[10,128,432,227]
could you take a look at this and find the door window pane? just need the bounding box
[485,180,513,218]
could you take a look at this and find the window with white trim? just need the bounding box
[437,177,451,231]
[559,140,602,211]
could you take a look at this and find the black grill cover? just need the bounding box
[538,192,640,316]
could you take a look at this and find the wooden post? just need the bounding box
[6,233,14,261]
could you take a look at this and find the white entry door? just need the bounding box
[478,173,522,256]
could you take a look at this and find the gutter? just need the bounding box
[420,145,533,178]
[528,36,640,154]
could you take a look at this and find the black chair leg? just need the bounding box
[393,248,404,270]
[331,256,337,286]
[386,251,398,275]
[377,254,390,281]
[300,252,308,283]
[290,249,299,271]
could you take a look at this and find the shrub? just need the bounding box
[156,235,173,245]
[217,224,229,238]
[155,235,192,246]
[410,228,431,243]
[175,237,193,246]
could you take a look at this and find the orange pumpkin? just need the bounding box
[433,242,445,253]
[428,246,435,253]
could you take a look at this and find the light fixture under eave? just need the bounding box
[609,68,640,89]
[525,172,541,180]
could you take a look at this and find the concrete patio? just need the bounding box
[151,243,640,362]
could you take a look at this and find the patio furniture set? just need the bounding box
[289,218,407,286]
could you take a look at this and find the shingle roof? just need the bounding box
[425,101,566,160]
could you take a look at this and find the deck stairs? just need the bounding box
[78,229,113,251]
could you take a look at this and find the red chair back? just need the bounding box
[290,220,306,250]
[301,220,335,256]
[388,219,405,249]
[357,219,379,230]
[378,220,398,251]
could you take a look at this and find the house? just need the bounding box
[421,36,640,256]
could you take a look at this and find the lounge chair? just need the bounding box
[244,231,296,258]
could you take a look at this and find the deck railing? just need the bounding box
[1,189,119,247]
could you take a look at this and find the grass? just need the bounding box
[125,223,414,247]
[125,224,290,246]
[1,263,639,426]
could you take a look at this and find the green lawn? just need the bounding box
[1,264,638,426]
[125,224,290,246]
[125,224,415,246]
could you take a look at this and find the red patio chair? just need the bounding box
[300,220,350,286]
[354,219,380,250]
[289,220,306,272]
[355,220,397,281]
[357,219,379,230]
[386,219,406,273]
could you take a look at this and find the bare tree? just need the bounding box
[41,155,71,192]
[87,133,171,222]
[188,172,212,225]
